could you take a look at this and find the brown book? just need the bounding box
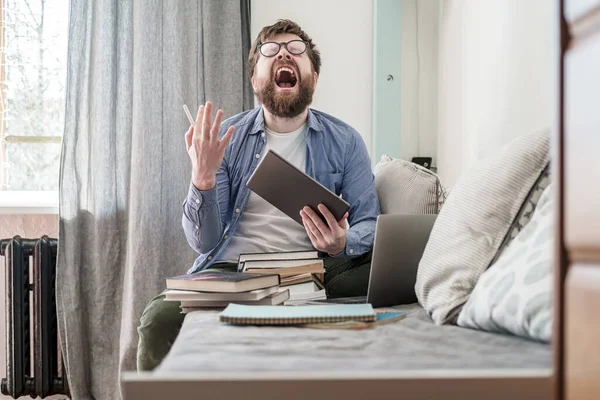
[244,261,324,278]
[166,270,280,293]
[280,273,315,286]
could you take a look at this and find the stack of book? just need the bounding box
[164,270,288,313]
[237,250,327,304]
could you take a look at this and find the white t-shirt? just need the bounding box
[217,123,314,263]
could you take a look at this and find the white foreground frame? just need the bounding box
[121,369,552,400]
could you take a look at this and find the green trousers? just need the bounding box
[136,250,372,371]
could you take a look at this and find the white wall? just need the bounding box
[250,0,374,155]
[437,0,555,187]
[399,0,440,163]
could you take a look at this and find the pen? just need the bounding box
[183,104,195,126]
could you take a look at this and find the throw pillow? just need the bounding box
[457,184,554,343]
[489,165,551,266]
[374,155,446,215]
[414,129,550,325]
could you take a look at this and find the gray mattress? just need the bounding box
[156,303,551,373]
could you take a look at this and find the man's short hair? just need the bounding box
[248,19,321,78]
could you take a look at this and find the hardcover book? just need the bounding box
[166,270,279,293]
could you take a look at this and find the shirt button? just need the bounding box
[195,225,199,229]
[349,249,354,254]
[195,199,200,204]
[208,256,213,260]
[224,234,228,239]
[255,153,260,159]
[261,132,265,137]
[235,208,240,214]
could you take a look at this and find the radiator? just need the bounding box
[0,236,69,399]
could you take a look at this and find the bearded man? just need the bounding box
[136,19,381,371]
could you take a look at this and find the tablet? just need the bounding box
[246,149,350,226]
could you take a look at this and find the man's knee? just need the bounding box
[137,293,185,371]
[325,263,371,298]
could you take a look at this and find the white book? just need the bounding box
[163,285,278,302]
[286,281,320,296]
[238,250,320,263]
[243,259,324,269]
[179,289,290,310]
[283,281,327,305]
[237,250,321,270]
[284,290,327,305]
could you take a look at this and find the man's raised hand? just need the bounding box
[185,102,235,190]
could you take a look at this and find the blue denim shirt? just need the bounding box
[182,107,381,274]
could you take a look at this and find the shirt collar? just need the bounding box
[249,107,325,135]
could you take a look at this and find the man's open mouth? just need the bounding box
[274,66,298,88]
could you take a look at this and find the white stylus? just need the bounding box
[183,104,195,125]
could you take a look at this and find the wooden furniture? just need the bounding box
[562,0,600,399]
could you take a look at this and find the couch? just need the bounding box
[123,130,554,399]
[150,132,551,373]
[154,214,551,373]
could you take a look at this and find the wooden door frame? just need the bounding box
[555,0,568,399]
[561,0,600,398]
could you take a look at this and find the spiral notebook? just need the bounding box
[218,303,376,325]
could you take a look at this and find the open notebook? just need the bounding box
[218,303,376,325]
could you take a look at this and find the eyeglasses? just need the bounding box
[258,40,308,57]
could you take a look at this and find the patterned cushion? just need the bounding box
[414,130,550,325]
[374,155,446,215]
[490,165,551,266]
[457,184,554,343]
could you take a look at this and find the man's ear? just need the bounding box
[251,75,256,92]
[313,72,319,87]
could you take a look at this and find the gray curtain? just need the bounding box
[57,1,252,399]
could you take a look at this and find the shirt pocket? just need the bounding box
[315,172,343,195]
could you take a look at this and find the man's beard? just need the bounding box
[255,67,315,119]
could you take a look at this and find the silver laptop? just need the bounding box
[366,214,437,308]
[319,213,437,308]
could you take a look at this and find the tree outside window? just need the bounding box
[1,0,68,191]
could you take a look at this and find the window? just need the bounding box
[0,0,68,194]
